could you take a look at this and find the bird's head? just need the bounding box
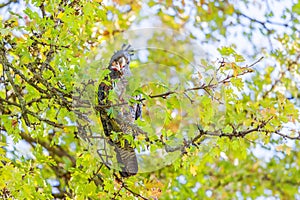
[110,54,129,72]
[108,44,134,75]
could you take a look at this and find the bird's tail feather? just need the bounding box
[114,141,138,177]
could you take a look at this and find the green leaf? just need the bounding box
[234,54,245,62]
[217,46,236,56]
[292,2,300,14]
[223,125,233,133]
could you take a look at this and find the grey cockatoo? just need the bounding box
[98,44,142,177]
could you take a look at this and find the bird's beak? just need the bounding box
[111,62,121,71]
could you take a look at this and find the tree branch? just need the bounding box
[0,0,17,8]
[18,131,76,165]
[237,12,289,28]
[272,130,300,140]
[95,57,263,110]
[113,173,149,200]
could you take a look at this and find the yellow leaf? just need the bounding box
[144,178,163,199]
[190,165,197,176]
[63,126,75,133]
[130,60,139,68]
[285,147,291,155]
[269,107,276,115]
[44,29,51,37]
[276,145,291,155]
[197,72,202,80]
[57,12,64,19]
[136,134,146,141]
[230,63,239,77]
[275,145,283,151]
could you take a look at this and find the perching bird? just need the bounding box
[98,44,141,177]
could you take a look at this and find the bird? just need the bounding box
[97,44,142,177]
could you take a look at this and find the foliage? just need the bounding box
[0,0,300,199]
